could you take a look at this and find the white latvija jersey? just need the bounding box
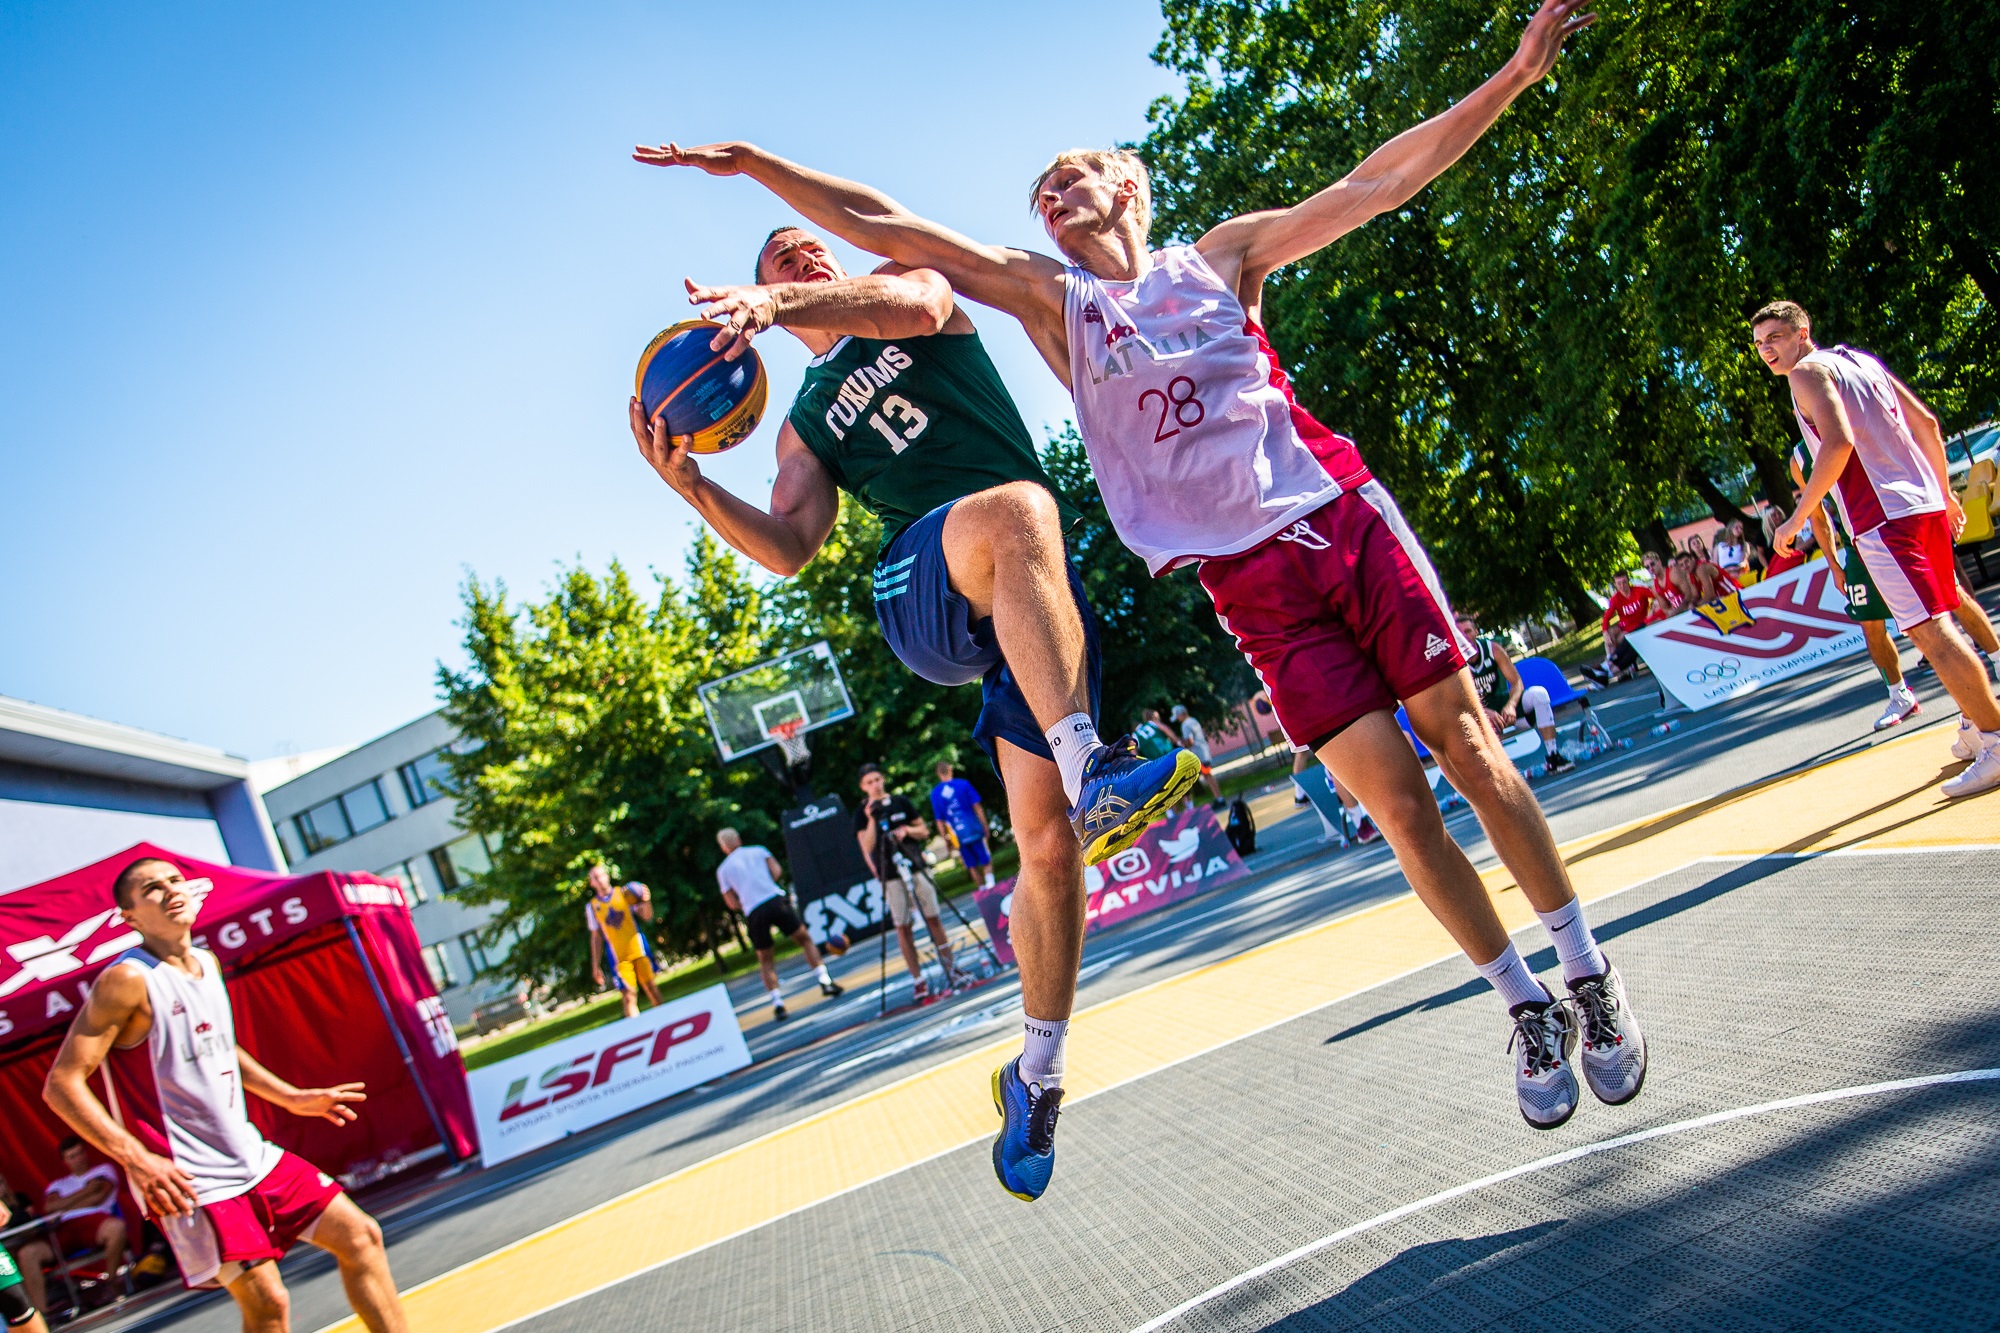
[104,946,281,1209]
[1064,245,1341,573]
[1792,345,1944,536]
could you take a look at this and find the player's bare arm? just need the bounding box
[1193,0,1596,300]
[1494,642,1527,723]
[631,882,654,923]
[44,1176,114,1212]
[687,267,957,362]
[630,406,840,577]
[1887,373,1965,534]
[1791,454,1848,590]
[634,141,1074,380]
[43,963,201,1218]
[236,1045,365,1126]
[1774,361,1856,553]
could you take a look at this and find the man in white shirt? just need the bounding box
[715,829,844,1022]
[1170,705,1224,805]
[13,1138,127,1317]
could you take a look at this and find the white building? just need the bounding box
[260,711,505,1025]
[0,694,285,892]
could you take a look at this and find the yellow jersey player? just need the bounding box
[584,864,661,1018]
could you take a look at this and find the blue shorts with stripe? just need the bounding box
[872,499,1101,767]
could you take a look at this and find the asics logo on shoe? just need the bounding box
[1424,633,1450,660]
[1274,520,1331,550]
[1083,792,1130,832]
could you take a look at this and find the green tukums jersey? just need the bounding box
[787,330,1077,547]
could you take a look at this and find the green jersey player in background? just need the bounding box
[625,216,1197,1203]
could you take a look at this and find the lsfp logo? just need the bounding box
[498,1012,711,1121]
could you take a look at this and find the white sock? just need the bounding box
[1020,1015,1069,1090]
[768,988,784,1008]
[1889,679,1912,701]
[1535,898,1607,984]
[814,964,832,986]
[1045,714,1105,807]
[1474,943,1551,1012]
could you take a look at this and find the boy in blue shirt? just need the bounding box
[929,760,995,888]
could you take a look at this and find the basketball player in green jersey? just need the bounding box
[627,224,1197,1200]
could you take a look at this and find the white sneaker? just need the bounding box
[1568,963,1647,1106]
[1507,999,1579,1130]
[1941,737,2000,799]
[1873,689,1920,731]
[1951,717,1980,761]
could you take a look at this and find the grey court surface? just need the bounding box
[536,848,2000,1333]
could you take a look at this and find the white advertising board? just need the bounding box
[1626,560,1865,712]
[465,982,750,1166]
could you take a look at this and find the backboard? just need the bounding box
[697,641,856,763]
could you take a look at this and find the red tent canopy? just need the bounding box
[0,843,476,1215]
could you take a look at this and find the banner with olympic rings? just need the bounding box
[1625,559,1865,711]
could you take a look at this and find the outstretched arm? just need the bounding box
[237,1046,365,1126]
[685,266,959,363]
[631,410,841,577]
[635,142,1071,376]
[1196,0,1596,290]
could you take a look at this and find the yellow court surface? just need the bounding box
[319,727,1998,1333]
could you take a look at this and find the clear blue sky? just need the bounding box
[0,1,1181,759]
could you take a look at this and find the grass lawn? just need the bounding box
[1536,622,1605,672]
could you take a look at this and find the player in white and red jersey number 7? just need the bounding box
[640,0,1648,1200]
[41,858,408,1333]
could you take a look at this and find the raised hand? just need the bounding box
[1511,0,1596,82]
[687,276,778,361]
[632,141,750,175]
[630,397,703,499]
[288,1082,367,1126]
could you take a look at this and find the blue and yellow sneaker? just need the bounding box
[991,1056,1064,1201]
[1071,737,1201,866]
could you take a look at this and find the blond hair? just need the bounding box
[1029,148,1153,244]
[1751,299,1810,332]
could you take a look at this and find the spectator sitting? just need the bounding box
[1457,613,1572,774]
[15,1136,127,1318]
[1638,552,1678,621]
[1583,572,1652,685]
[1685,536,1736,600]
[1667,551,1701,608]
[1713,520,1751,583]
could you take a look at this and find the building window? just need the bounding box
[428,833,493,893]
[421,943,458,990]
[274,820,306,866]
[398,750,454,809]
[293,778,393,855]
[376,860,429,905]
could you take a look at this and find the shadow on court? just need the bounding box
[1242,1074,2000,1331]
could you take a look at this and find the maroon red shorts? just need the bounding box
[52,1215,120,1255]
[1198,481,1468,749]
[165,1151,343,1287]
[1853,510,1961,632]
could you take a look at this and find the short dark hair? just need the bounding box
[754,225,807,283]
[858,762,883,781]
[111,856,175,910]
[57,1134,84,1154]
[1751,299,1809,332]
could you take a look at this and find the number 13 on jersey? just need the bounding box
[867,395,930,453]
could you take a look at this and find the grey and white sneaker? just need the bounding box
[1951,717,1980,762]
[1873,687,1920,731]
[1942,735,2000,800]
[1568,963,1647,1106]
[1507,999,1579,1130]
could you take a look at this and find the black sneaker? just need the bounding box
[820,980,845,999]
[771,1003,789,1022]
[1543,751,1574,775]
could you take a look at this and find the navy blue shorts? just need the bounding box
[873,499,1101,765]
[957,836,991,867]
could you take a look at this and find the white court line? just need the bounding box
[1129,1067,2000,1333]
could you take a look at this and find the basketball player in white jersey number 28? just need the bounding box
[1758,300,2000,799]
[643,0,1648,1199]
[42,858,407,1332]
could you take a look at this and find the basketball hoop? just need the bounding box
[770,717,810,771]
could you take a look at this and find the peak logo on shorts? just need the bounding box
[1424,634,1450,660]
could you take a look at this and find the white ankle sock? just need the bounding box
[1535,898,1607,984]
[768,988,784,1007]
[1889,680,1912,701]
[814,964,832,986]
[1474,943,1550,1011]
[1020,1015,1069,1090]
[1045,714,1104,807]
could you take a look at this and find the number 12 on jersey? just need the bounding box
[867,395,930,454]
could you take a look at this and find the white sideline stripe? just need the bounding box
[1128,1067,2000,1333]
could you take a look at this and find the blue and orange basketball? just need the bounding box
[634,320,768,455]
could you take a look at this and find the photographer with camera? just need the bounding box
[855,764,963,1002]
